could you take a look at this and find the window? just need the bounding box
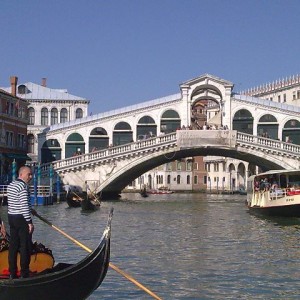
[187,175,191,184]
[51,108,58,125]
[214,163,219,172]
[297,91,300,99]
[60,108,68,123]
[27,134,35,153]
[167,175,171,184]
[28,107,35,125]
[76,108,83,119]
[177,175,181,184]
[278,95,281,103]
[166,163,172,171]
[195,176,199,184]
[187,161,192,171]
[283,94,286,102]
[41,108,48,126]
[177,161,181,171]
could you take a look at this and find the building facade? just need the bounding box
[0,76,29,182]
[1,77,90,163]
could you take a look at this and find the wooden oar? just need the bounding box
[71,191,83,201]
[33,211,162,300]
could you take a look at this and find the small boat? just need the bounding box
[81,193,101,211]
[66,194,82,208]
[140,188,148,198]
[238,188,247,195]
[0,209,112,300]
[246,170,300,217]
[148,188,174,195]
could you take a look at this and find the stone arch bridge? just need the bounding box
[41,130,300,198]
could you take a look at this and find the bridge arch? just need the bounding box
[160,109,181,133]
[41,139,61,163]
[65,133,85,158]
[137,116,157,139]
[283,119,300,144]
[113,121,133,146]
[257,113,278,139]
[89,127,109,151]
[233,109,253,134]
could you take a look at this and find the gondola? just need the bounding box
[66,193,82,208]
[81,193,101,212]
[0,208,113,300]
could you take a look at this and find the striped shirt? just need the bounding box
[7,178,32,224]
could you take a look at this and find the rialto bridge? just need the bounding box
[37,74,300,195]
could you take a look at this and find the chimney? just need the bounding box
[41,77,47,87]
[10,76,18,96]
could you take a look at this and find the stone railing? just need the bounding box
[236,132,300,155]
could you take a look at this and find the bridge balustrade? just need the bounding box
[237,132,300,155]
[40,132,177,175]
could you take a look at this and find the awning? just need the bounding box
[3,153,32,161]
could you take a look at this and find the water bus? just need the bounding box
[246,170,300,217]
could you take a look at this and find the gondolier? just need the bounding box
[7,166,35,279]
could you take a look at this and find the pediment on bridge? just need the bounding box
[180,73,234,89]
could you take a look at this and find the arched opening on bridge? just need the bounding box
[282,119,300,144]
[257,114,278,139]
[160,110,181,133]
[41,139,61,163]
[233,109,253,134]
[191,98,221,129]
[190,84,222,128]
[113,122,133,146]
[136,116,157,140]
[65,133,85,158]
[89,127,109,151]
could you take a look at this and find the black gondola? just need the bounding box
[66,193,82,208]
[81,193,101,211]
[0,209,113,300]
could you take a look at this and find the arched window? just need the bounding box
[28,107,35,125]
[76,108,83,119]
[257,114,278,139]
[167,175,171,184]
[113,122,133,145]
[187,175,191,185]
[233,109,253,134]
[160,110,181,133]
[60,108,68,123]
[89,127,109,151]
[51,108,58,125]
[177,175,181,184]
[136,115,157,139]
[27,134,35,154]
[41,108,48,126]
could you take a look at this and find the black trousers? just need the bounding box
[8,215,32,277]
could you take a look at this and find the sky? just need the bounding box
[1,0,300,115]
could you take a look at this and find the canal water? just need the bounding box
[1,193,300,299]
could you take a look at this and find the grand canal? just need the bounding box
[2,192,300,299]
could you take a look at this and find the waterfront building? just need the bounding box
[0,77,29,182]
[1,77,90,163]
[127,156,207,192]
